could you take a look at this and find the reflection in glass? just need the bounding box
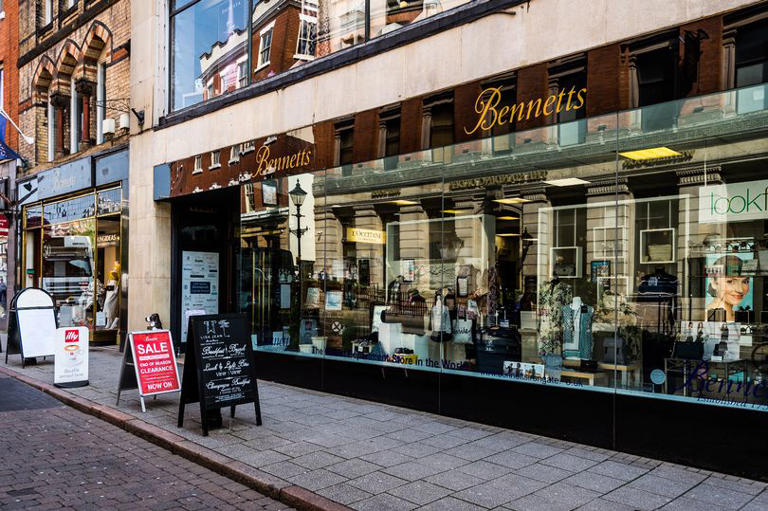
[171,0,250,110]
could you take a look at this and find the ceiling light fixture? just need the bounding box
[493,197,530,205]
[497,216,519,221]
[389,199,419,206]
[619,147,682,160]
[441,209,472,215]
[544,178,591,187]
[496,233,521,237]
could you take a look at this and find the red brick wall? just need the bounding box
[400,98,423,154]
[587,44,622,117]
[680,16,723,96]
[454,81,483,143]
[353,109,379,162]
[312,120,335,170]
[515,63,549,129]
[0,0,20,150]
[253,6,301,83]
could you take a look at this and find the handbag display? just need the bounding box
[452,310,474,345]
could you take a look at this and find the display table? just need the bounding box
[597,362,641,388]
[560,369,605,386]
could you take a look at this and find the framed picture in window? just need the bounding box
[401,259,415,282]
[590,260,610,282]
[262,179,277,206]
[457,276,469,297]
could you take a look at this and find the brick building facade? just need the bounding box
[17,0,131,172]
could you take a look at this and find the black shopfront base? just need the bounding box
[255,351,768,482]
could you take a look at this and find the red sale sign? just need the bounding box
[129,331,181,396]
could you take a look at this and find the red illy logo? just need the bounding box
[64,330,79,343]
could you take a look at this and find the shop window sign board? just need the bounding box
[116,330,181,412]
[178,314,262,436]
[5,288,57,367]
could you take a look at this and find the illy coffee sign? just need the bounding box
[54,326,89,388]
[699,179,768,224]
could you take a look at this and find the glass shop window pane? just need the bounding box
[171,0,250,111]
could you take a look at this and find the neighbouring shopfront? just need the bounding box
[20,147,129,345]
[156,81,768,478]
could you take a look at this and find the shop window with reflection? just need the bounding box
[735,18,768,113]
[171,0,250,110]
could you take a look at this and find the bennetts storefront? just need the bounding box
[155,83,768,479]
[20,146,129,345]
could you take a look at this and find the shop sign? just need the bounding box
[699,179,768,224]
[95,149,129,186]
[255,146,312,177]
[130,331,181,395]
[54,326,89,387]
[180,251,219,343]
[346,227,386,244]
[449,170,548,191]
[37,157,92,200]
[465,86,587,135]
[0,216,9,236]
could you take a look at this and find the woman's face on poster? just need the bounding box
[712,276,749,307]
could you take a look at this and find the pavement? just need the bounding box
[0,374,294,511]
[2,340,768,511]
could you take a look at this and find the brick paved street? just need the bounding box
[3,343,768,510]
[0,375,294,511]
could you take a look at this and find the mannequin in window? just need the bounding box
[562,296,594,360]
[538,275,572,355]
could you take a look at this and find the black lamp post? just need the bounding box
[289,180,308,269]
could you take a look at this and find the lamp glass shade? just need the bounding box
[289,181,307,207]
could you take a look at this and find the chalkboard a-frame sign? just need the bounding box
[177,313,262,436]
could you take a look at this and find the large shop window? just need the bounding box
[22,188,125,342]
[239,83,768,413]
[170,0,474,111]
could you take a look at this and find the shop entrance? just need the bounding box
[171,188,240,348]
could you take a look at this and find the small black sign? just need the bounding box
[177,313,262,436]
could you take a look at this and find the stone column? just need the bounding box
[586,177,634,297]
[76,80,94,150]
[49,93,70,159]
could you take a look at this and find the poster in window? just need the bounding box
[325,290,343,311]
[704,253,754,322]
[401,259,415,282]
[180,251,219,343]
[305,287,320,308]
[262,179,277,206]
[591,260,610,282]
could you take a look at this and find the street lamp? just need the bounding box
[289,180,308,266]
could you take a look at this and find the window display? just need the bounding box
[237,84,768,413]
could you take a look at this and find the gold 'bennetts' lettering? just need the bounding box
[256,146,312,176]
[465,86,587,135]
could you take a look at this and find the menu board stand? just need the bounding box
[177,314,262,436]
[6,288,57,367]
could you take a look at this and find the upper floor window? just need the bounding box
[335,120,354,175]
[170,0,249,111]
[43,0,53,25]
[168,0,475,113]
[257,23,274,69]
[193,154,203,174]
[210,150,221,169]
[229,144,240,164]
[62,0,76,11]
[735,18,768,88]
[296,16,317,58]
